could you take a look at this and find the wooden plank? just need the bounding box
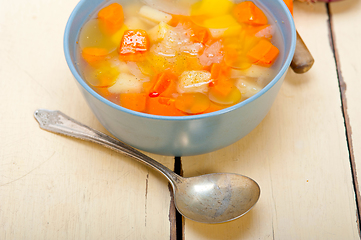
[181,2,359,239]
[0,1,175,239]
[330,0,361,215]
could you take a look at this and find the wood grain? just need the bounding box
[1,0,361,239]
[181,2,359,239]
[330,0,361,222]
[0,1,175,239]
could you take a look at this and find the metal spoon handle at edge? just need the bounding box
[33,109,180,185]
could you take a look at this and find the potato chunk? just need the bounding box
[235,78,262,99]
[108,73,144,94]
[139,5,172,23]
[231,64,275,87]
[147,22,173,42]
[124,16,151,30]
[178,70,212,93]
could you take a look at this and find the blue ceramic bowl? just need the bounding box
[64,0,296,156]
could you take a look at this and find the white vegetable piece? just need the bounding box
[231,64,275,87]
[108,73,144,94]
[140,0,191,15]
[231,64,272,78]
[124,16,151,30]
[110,58,130,74]
[139,5,172,24]
[147,22,173,42]
[126,62,150,81]
[178,70,212,94]
[242,65,273,79]
[235,77,262,99]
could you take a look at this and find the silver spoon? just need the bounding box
[34,109,260,224]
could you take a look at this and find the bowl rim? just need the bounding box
[64,0,296,121]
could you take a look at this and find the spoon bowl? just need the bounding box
[174,173,260,223]
[34,109,260,224]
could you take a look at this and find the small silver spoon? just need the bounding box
[34,109,260,224]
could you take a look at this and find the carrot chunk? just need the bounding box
[175,93,210,114]
[82,47,109,56]
[210,77,234,97]
[209,80,242,105]
[233,1,268,26]
[119,30,150,61]
[160,78,178,98]
[94,87,113,98]
[247,39,279,67]
[120,93,147,112]
[81,47,108,65]
[169,15,210,44]
[210,63,222,81]
[203,101,226,114]
[147,97,184,116]
[209,62,231,86]
[98,3,124,34]
[191,26,210,44]
[246,24,273,39]
[149,70,177,97]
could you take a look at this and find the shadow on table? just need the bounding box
[184,209,260,240]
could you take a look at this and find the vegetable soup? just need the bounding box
[77,0,283,116]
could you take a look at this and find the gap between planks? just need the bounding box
[167,5,361,239]
[169,157,184,240]
[326,3,361,235]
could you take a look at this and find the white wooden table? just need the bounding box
[1,0,360,239]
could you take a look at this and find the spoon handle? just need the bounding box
[33,109,180,185]
[290,30,315,74]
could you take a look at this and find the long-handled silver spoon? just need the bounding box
[34,109,260,224]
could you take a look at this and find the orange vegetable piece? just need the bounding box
[94,87,113,98]
[203,102,226,114]
[246,24,273,39]
[149,70,177,97]
[120,93,147,112]
[169,15,210,44]
[210,62,230,79]
[158,76,178,98]
[119,30,150,61]
[147,97,184,116]
[233,1,268,26]
[210,76,234,97]
[210,63,223,80]
[98,3,124,34]
[175,93,210,114]
[209,79,242,105]
[283,0,293,15]
[223,46,253,70]
[85,62,119,88]
[143,81,154,94]
[189,24,210,44]
[247,39,279,67]
[168,14,185,27]
[81,47,108,65]
[209,62,231,86]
